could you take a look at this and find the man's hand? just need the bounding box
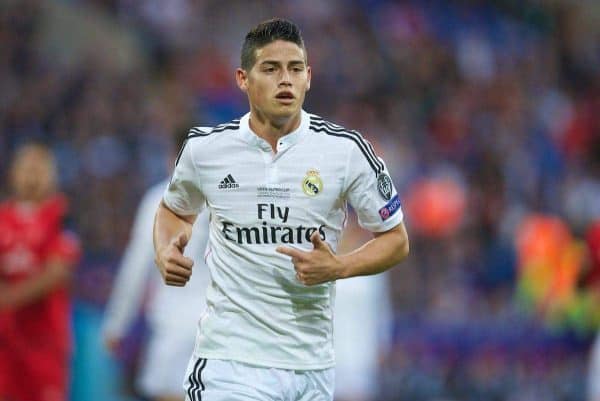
[104,336,121,354]
[276,231,343,286]
[154,232,194,286]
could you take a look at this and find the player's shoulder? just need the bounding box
[178,118,242,164]
[0,200,13,213]
[186,118,241,145]
[306,113,370,146]
[144,179,170,205]
[0,200,15,223]
[306,113,384,175]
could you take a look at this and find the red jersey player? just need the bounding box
[0,143,81,401]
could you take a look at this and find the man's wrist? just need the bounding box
[335,255,352,280]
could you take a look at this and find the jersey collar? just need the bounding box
[238,110,310,150]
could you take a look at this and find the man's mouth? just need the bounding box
[275,92,295,100]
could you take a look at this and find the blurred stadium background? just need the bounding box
[1,0,600,400]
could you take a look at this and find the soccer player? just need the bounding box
[103,130,210,401]
[0,143,81,401]
[153,18,410,401]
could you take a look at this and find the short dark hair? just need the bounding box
[241,18,305,70]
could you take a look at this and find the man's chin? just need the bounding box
[272,104,299,116]
[270,108,300,124]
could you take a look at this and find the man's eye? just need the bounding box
[264,67,275,73]
[293,67,303,72]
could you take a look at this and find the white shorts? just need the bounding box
[183,357,334,401]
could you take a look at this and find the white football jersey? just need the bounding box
[163,110,403,370]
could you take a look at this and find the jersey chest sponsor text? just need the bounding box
[220,202,326,245]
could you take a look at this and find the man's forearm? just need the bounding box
[337,223,409,279]
[0,260,71,309]
[153,201,195,254]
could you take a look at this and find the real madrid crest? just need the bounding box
[302,169,323,196]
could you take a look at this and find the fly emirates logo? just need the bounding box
[221,203,326,245]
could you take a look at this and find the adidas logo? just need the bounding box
[218,174,240,189]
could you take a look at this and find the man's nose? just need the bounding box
[279,70,292,86]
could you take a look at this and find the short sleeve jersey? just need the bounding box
[164,110,403,370]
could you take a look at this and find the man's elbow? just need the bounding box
[394,234,409,264]
[387,223,409,266]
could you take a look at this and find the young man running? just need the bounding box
[154,18,409,401]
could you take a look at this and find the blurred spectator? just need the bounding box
[0,143,81,401]
[514,213,586,325]
[102,129,210,401]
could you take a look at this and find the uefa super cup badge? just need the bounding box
[302,169,323,196]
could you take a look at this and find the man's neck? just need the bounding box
[248,108,302,152]
[14,192,46,206]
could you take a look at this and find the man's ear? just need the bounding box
[306,65,311,92]
[236,68,248,92]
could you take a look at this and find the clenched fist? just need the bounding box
[155,232,194,286]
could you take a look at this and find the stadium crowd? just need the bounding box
[1,0,599,400]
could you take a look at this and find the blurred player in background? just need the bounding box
[0,143,81,401]
[102,129,210,401]
[334,215,393,401]
[154,18,409,400]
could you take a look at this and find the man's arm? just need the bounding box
[153,200,197,286]
[338,222,409,278]
[0,258,72,309]
[276,222,409,286]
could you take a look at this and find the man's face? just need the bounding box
[237,40,311,122]
[10,147,57,202]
